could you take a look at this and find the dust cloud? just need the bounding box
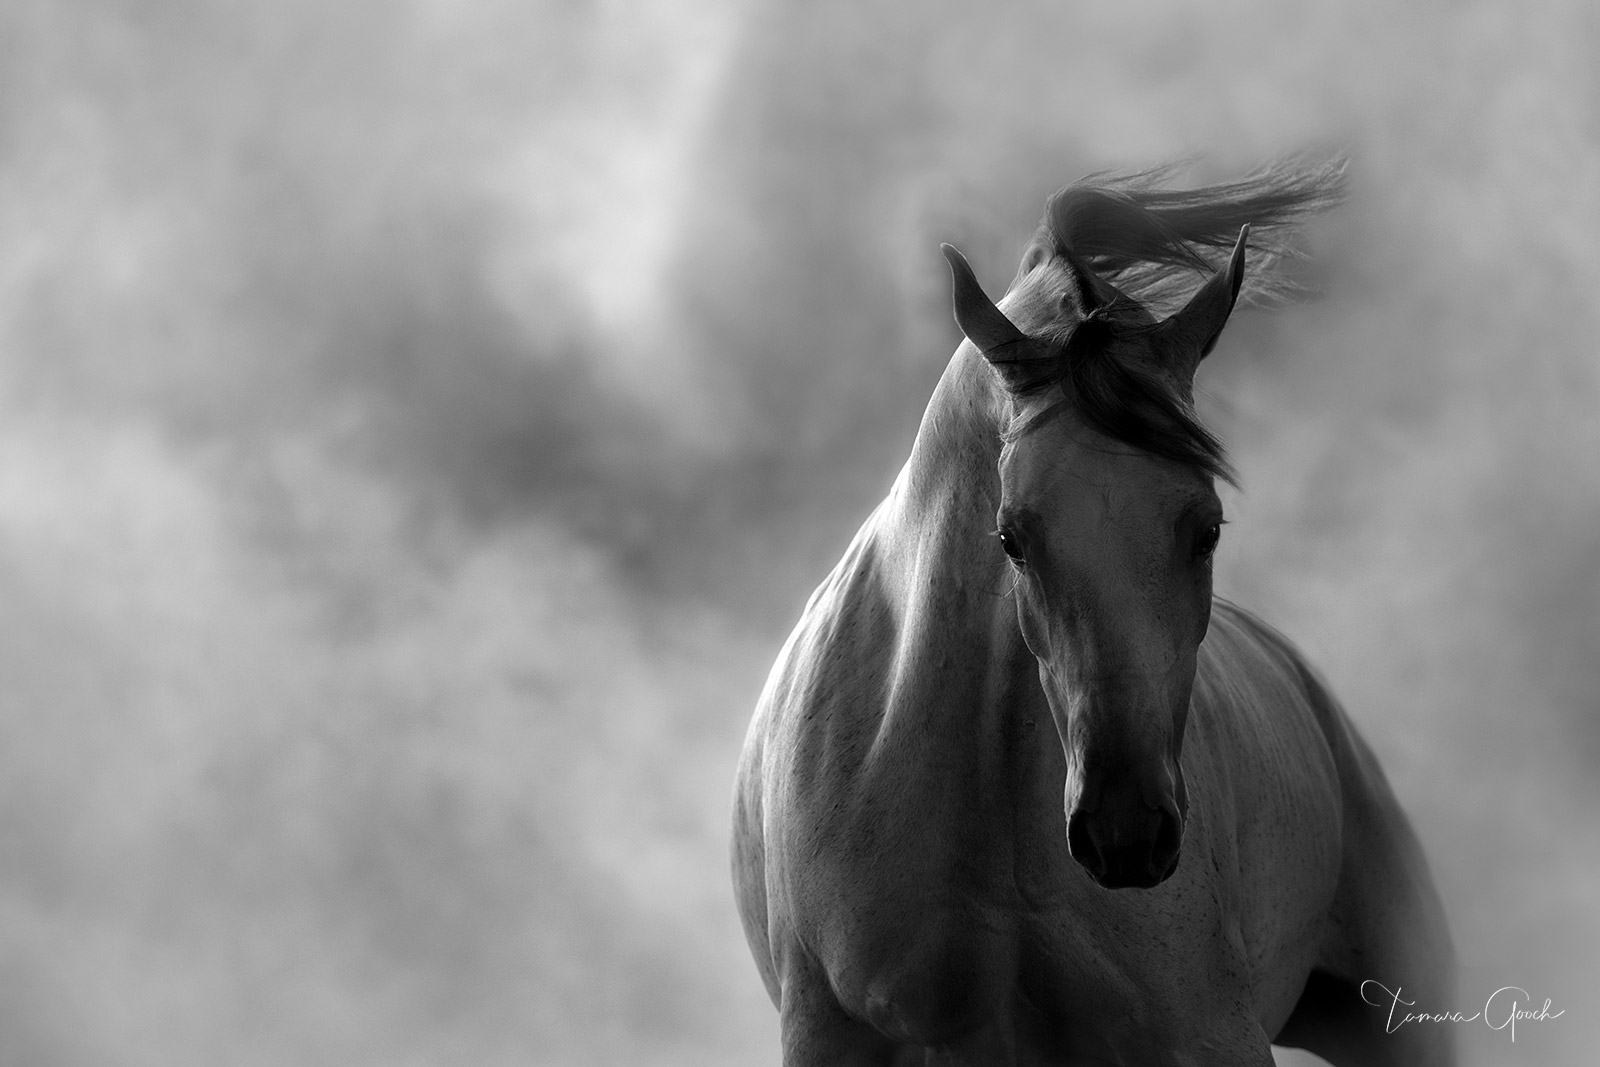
[0,1,1593,1064]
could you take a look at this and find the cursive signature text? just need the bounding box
[1360,981,1564,1043]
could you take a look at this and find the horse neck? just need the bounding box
[845,344,1052,823]
[877,345,1021,663]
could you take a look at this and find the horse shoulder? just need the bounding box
[1247,617,1456,1002]
[731,510,907,983]
[1213,603,1442,910]
[1186,603,1352,1019]
[1194,601,1348,852]
[737,507,1033,1043]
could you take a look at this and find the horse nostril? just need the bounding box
[1066,811,1106,879]
[1068,803,1184,888]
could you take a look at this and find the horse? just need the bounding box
[730,158,1454,1066]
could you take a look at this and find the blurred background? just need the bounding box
[0,1,1594,1064]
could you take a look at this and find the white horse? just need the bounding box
[732,160,1453,1066]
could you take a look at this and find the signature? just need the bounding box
[1360,981,1564,1042]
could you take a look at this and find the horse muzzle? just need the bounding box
[1065,779,1186,890]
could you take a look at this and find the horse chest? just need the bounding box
[779,736,1090,1045]
[809,894,1011,1045]
[791,855,1162,1053]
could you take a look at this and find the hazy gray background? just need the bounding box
[0,1,1594,1064]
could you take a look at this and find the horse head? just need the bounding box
[942,205,1249,890]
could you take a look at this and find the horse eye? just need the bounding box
[997,529,1026,565]
[1194,523,1222,559]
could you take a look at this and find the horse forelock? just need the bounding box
[997,346,1235,486]
[992,262,1233,485]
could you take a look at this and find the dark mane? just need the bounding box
[1002,154,1348,486]
[1035,153,1348,313]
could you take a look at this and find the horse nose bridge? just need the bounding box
[1045,655,1193,829]
[1071,759,1182,818]
[1063,571,1183,656]
[1059,680,1185,774]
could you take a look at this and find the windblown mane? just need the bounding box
[1033,154,1348,314]
[1001,154,1348,485]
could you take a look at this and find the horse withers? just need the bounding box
[731,159,1454,1066]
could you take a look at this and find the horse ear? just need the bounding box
[1158,225,1249,371]
[940,244,1027,356]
